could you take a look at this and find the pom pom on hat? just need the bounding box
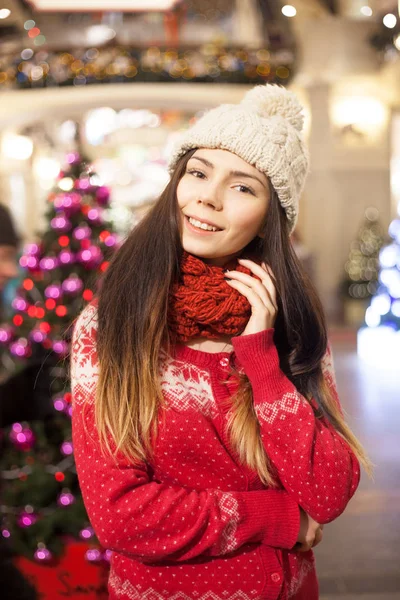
[241,84,305,132]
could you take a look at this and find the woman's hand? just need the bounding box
[225,258,278,335]
[295,507,324,552]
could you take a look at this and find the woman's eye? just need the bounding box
[187,169,205,178]
[235,185,255,195]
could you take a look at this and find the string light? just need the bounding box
[0,45,293,90]
[360,6,372,17]
[383,13,397,28]
[282,5,297,17]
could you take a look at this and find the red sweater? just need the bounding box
[71,303,360,600]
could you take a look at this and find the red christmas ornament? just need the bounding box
[55,472,65,482]
[99,230,110,242]
[58,236,70,247]
[55,306,67,317]
[27,306,36,318]
[45,299,56,310]
[81,239,91,250]
[36,308,46,319]
[83,289,93,302]
[23,279,34,291]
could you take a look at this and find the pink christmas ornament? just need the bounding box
[104,234,117,247]
[39,256,59,271]
[23,243,40,256]
[30,329,46,343]
[57,490,75,507]
[19,255,39,270]
[58,250,75,265]
[96,186,110,206]
[10,339,31,358]
[61,441,73,456]
[77,246,103,268]
[66,151,80,165]
[12,297,28,311]
[17,512,38,528]
[44,284,62,300]
[50,213,72,232]
[54,192,82,215]
[76,178,91,190]
[0,326,13,343]
[73,225,91,241]
[87,208,103,225]
[53,340,69,355]
[85,548,102,562]
[79,527,94,540]
[9,423,35,450]
[34,544,52,562]
[62,275,83,294]
[53,397,66,412]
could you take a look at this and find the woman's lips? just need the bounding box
[184,215,223,236]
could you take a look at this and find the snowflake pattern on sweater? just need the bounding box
[160,352,218,418]
[71,304,360,600]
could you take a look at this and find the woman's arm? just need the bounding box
[232,330,360,525]
[71,305,300,563]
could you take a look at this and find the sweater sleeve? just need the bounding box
[232,330,361,525]
[71,305,300,563]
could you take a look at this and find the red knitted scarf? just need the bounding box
[168,252,252,343]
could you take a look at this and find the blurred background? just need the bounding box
[0,1,399,599]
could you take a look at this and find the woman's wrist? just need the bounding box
[232,329,283,392]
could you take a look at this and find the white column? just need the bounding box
[233,0,264,48]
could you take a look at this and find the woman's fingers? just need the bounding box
[225,278,276,314]
[311,527,323,548]
[238,258,278,307]
[296,526,324,552]
[225,269,275,309]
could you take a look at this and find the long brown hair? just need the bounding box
[94,149,373,484]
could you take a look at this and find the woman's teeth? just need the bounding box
[188,217,220,232]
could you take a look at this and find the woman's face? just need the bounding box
[177,149,269,267]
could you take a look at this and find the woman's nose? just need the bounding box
[197,190,223,210]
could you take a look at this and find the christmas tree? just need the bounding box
[341,207,385,326]
[0,151,118,562]
[358,215,400,369]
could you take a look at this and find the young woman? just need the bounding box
[71,84,372,600]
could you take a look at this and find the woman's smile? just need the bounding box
[184,214,224,235]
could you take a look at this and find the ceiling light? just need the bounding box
[0,8,11,19]
[282,5,296,17]
[2,134,33,161]
[360,6,372,17]
[395,34,400,51]
[86,25,116,46]
[383,13,397,28]
[28,1,179,10]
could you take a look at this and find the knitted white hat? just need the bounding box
[168,84,309,233]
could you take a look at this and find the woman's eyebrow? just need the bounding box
[190,156,266,188]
